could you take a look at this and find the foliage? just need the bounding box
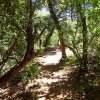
[0,1,99,99]
[23,62,41,81]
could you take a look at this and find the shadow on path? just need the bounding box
[0,47,100,100]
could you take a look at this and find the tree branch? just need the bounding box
[0,36,18,71]
[88,33,100,45]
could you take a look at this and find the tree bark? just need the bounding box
[0,24,35,88]
[0,0,35,88]
[48,0,66,58]
[81,17,88,71]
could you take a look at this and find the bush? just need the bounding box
[23,62,41,81]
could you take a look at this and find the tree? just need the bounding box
[0,0,35,87]
[47,0,66,59]
[0,0,99,88]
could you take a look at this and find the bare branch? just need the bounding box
[0,36,18,71]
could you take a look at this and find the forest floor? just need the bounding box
[0,47,100,100]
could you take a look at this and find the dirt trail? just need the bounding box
[25,48,78,100]
[1,47,99,100]
[35,48,73,66]
[0,48,79,100]
[26,65,74,100]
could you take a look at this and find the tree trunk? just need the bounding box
[81,17,88,71]
[0,27,35,88]
[0,0,35,88]
[78,4,88,72]
[48,0,66,58]
[44,27,54,48]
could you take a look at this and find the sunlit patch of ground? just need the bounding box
[26,46,75,100]
[0,47,99,100]
[0,47,84,100]
[26,67,74,100]
[35,48,73,66]
[26,47,75,100]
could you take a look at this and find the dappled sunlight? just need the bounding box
[1,47,98,100]
[65,48,73,56]
[37,78,59,84]
[0,0,99,99]
[52,69,71,79]
[24,65,74,100]
[26,47,77,99]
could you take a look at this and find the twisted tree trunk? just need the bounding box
[0,0,35,88]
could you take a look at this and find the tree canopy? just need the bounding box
[0,0,100,99]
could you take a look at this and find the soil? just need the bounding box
[0,47,99,100]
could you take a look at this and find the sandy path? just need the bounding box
[26,48,75,100]
[0,48,76,100]
[35,48,73,66]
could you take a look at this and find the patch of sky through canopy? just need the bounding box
[32,0,36,2]
[35,7,50,17]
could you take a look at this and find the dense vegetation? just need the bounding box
[0,0,100,99]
